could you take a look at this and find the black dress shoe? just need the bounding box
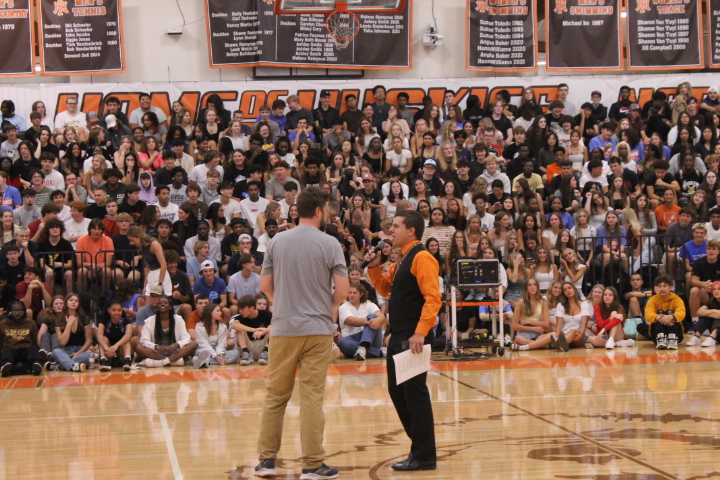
[391,453,437,471]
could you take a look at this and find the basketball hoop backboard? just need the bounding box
[274,0,406,14]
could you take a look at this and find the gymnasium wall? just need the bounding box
[1,0,715,117]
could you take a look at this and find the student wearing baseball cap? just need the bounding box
[192,259,231,322]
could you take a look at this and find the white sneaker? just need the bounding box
[380,347,387,358]
[686,335,701,346]
[616,339,635,347]
[354,346,366,361]
[172,358,184,366]
[605,337,615,350]
[701,337,717,347]
[144,359,165,368]
[504,334,512,346]
[193,351,211,369]
[71,362,86,373]
[667,333,678,350]
[330,343,343,361]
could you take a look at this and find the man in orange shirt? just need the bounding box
[366,210,442,472]
[544,147,566,185]
[75,218,119,292]
[655,189,681,235]
[186,295,210,341]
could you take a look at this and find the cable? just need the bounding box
[430,0,438,32]
[175,0,186,27]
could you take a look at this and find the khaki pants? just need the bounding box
[257,334,332,469]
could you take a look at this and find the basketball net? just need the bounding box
[326,2,361,49]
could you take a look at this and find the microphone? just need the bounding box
[361,240,386,269]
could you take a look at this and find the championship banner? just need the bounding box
[707,0,720,68]
[205,0,411,70]
[627,0,702,70]
[38,0,125,75]
[0,0,34,77]
[546,0,622,71]
[467,0,537,72]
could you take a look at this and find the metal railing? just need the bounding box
[37,248,141,322]
[573,233,687,297]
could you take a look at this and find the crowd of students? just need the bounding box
[0,82,719,375]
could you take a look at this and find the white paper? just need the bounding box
[393,344,431,385]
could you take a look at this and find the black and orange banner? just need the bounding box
[0,0,33,76]
[205,0,411,70]
[707,0,720,68]
[38,0,125,75]
[546,0,622,71]
[467,0,537,72]
[627,0,702,70]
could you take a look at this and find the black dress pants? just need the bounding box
[386,331,436,462]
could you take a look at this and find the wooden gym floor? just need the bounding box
[1,344,719,479]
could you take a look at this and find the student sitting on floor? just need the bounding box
[0,300,43,376]
[644,274,685,350]
[511,279,553,351]
[585,287,635,350]
[338,282,386,360]
[137,295,198,367]
[693,281,720,347]
[230,294,272,366]
[97,300,133,372]
[193,303,239,368]
[626,273,654,340]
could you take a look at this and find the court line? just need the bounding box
[0,387,718,424]
[438,371,685,480]
[159,413,184,480]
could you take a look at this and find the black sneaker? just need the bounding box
[300,463,339,479]
[31,362,43,376]
[99,357,112,372]
[122,357,132,371]
[38,349,48,363]
[254,458,277,477]
[0,363,11,377]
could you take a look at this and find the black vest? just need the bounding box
[388,243,426,335]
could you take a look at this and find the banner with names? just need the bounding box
[205,0,411,70]
[546,0,622,71]
[467,0,537,72]
[38,0,125,75]
[0,0,34,76]
[627,0,702,70]
[707,0,720,68]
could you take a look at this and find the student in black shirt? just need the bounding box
[463,95,484,129]
[232,164,264,199]
[112,213,141,283]
[165,249,194,319]
[0,244,25,289]
[608,85,633,127]
[97,300,133,371]
[229,294,272,365]
[36,218,74,293]
[154,150,179,187]
[118,183,146,224]
[223,149,248,184]
[245,134,269,168]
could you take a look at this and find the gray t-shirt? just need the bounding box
[135,304,157,327]
[262,225,347,337]
[227,271,261,298]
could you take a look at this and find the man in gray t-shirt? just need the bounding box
[254,187,348,479]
